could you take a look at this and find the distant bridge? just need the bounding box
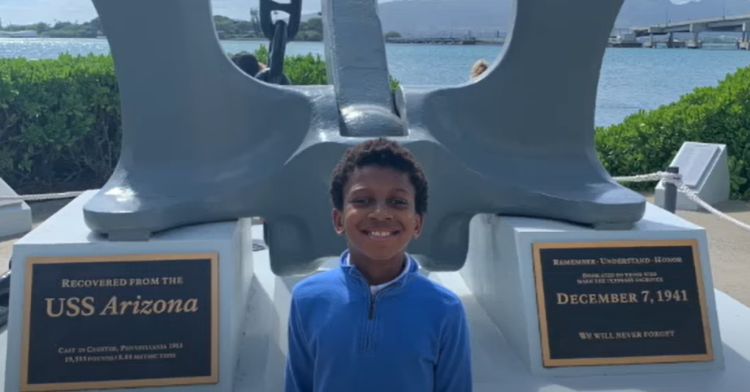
[632,14,750,49]
[385,37,480,45]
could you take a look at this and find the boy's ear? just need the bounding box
[332,208,345,235]
[413,214,424,239]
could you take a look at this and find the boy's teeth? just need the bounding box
[370,231,391,237]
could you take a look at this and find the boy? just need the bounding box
[285,138,472,392]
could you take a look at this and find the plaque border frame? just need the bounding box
[532,240,714,367]
[20,253,220,391]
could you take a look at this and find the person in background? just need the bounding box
[470,59,489,80]
[231,52,267,78]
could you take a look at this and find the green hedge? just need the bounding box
[252,45,328,85]
[0,49,327,193]
[0,54,120,193]
[596,67,750,200]
[3,51,749,200]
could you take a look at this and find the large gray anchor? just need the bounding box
[84,0,644,275]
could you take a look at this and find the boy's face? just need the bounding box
[333,165,423,267]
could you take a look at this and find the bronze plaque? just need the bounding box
[21,254,219,391]
[533,240,713,367]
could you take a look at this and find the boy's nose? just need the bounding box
[369,202,393,220]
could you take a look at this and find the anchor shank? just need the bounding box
[322,0,406,136]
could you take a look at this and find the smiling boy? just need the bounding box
[285,138,472,392]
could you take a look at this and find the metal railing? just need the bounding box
[614,168,750,232]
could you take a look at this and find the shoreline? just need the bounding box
[0,36,505,45]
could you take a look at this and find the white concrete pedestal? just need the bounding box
[655,142,730,210]
[2,198,750,391]
[4,191,254,391]
[0,178,31,238]
[461,203,724,377]
[233,205,750,392]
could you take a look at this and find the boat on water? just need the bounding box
[608,32,642,48]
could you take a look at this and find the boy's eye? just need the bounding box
[389,198,409,208]
[350,198,372,206]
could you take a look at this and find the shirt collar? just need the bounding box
[341,250,417,289]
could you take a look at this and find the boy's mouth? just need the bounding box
[363,230,400,238]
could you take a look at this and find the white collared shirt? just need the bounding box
[344,254,412,295]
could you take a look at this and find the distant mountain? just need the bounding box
[377,0,750,36]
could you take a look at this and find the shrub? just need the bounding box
[384,31,402,40]
[0,48,328,193]
[596,67,750,200]
[252,45,327,85]
[0,54,121,193]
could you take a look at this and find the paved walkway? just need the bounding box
[2,197,750,305]
[0,199,70,271]
[670,200,750,306]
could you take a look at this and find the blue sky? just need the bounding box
[0,0,326,25]
[0,0,696,26]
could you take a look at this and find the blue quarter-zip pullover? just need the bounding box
[285,252,472,392]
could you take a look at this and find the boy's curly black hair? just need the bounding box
[330,138,428,215]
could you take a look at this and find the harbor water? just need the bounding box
[2,37,750,127]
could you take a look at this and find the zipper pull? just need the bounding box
[369,298,376,320]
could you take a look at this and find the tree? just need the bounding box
[295,17,323,41]
[301,17,323,34]
[32,22,51,34]
[384,31,402,40]
[88,17,102,33]
[53,21,73,30]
